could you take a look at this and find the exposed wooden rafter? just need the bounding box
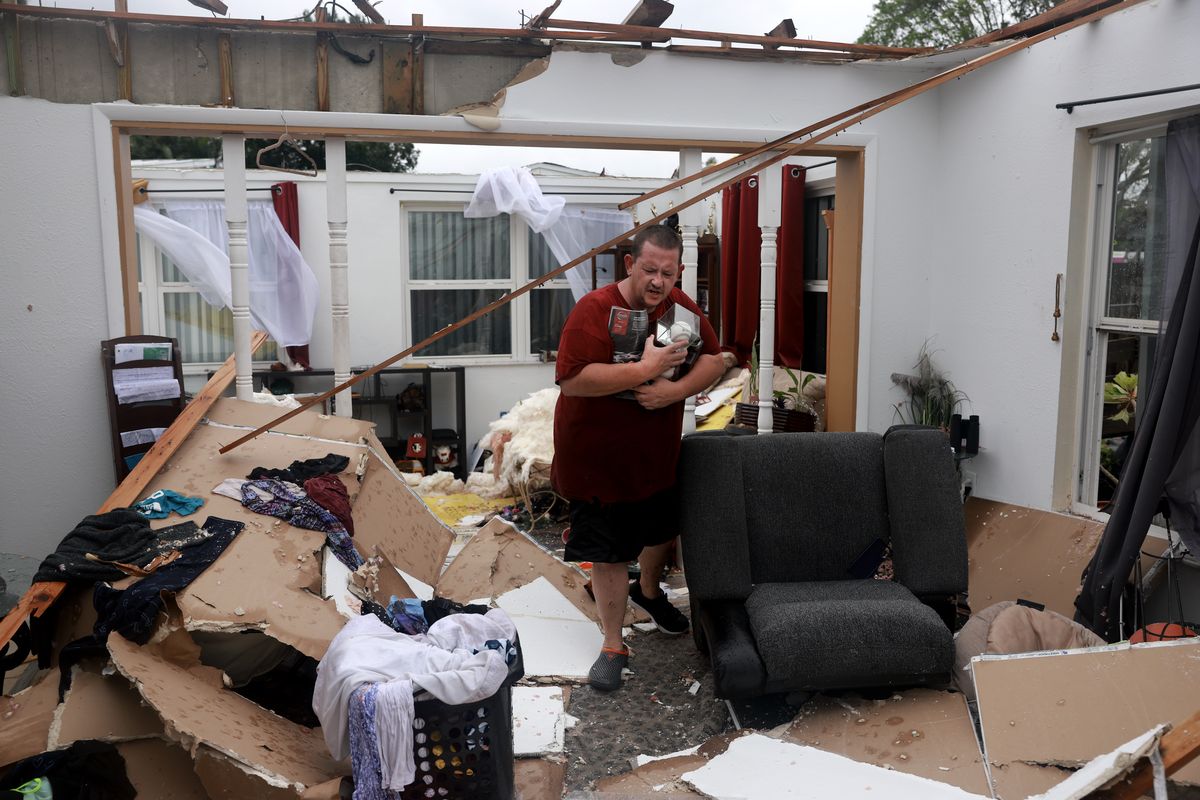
[186,0,229,16]
[218,33,234,106]
[525,0,560,30]
[350,0,384,25]
[762,18,796,50]
[963,0,1123,46]
[622,0,673,28]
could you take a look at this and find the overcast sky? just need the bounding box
[89,0,877,176]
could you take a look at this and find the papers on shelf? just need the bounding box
[113,367,181,404]
[119,427,167,447]
[115,342,172,364]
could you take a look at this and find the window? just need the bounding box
[136,222,276,368]
[802,192,834,374]
[402,206,576,360]
[1080,134,1167,508]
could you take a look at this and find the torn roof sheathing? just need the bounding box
[107,632,347,792]
[0,673,58,767]
[972,639,1200,787]
[50,670,163,748]
[117,737,211,799]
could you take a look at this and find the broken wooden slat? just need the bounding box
[217,33,234,106]
[621,0,674,28]
[316,34,329,112]
[0,332,268,654]
[381,39,415,115]
[525,0,560,30]
[1092,709,1200,799]
[762,18,796,50]
[3,11,23,96]
[219,0,1147,454]
[350,0,384,25]
[185,0,228,14]
[410,13,424,115]
[665,44,855,63]
[963,0,1119,47]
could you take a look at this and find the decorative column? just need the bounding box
[326,137,352,417]
[756,166,782,435]
[222,135,252,402]
[679,148,702,434]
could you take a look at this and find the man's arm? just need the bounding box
[560,336,686,398]
[630,353,725,411]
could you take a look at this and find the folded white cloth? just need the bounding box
[313,609,518,791]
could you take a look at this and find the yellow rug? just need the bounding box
[421,492,515,526]
[696,402,736,432]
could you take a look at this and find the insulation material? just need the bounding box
[107,633,348,792]
[513,757,567,800]
[476,387,558,498]
[351,552,417,604]
[50,670,163,747]
[0,673,57,767]
[495,576,603,680]
[117,738,210,799]
[322,546,357,618]
[437,518,595,621]
[681,733,989,799]
[972,639,1200,786]
[780,689,991,796]
[176,525,344,661]
[351,448,454,587]
[964,497,1106,616]
[512,686,566,756]
[414,470,466,496]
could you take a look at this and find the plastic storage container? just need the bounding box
[400,639,524,800]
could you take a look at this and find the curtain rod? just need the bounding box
[138,187,278,194]
[1056,83,1200,113]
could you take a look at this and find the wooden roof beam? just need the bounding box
[350,0,385,25]
[525,0,561,30]
[961,0,1122,46]
[622,0,673,28]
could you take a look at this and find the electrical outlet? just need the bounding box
[961,469,977,499]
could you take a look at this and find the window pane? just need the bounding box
[411,289,511,356]
[162,252,187,283]
[531,289,575,354]
[528,229,616,283]
[802,291,828,374]
[1095,331,1156,507]
[1106,137,1167,321]
[409,212,510,280]
[804,195,834,281]
[163,292,276,363]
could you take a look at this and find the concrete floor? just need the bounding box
[0,552,40,619]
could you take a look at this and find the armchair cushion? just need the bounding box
[745,581,953,689]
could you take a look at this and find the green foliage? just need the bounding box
[858,0,1061,48]
[890,341,968,429]
[130,135,418,173]
[774,367,817,413]
[1104,371,1138,423]
[130,136,220,162]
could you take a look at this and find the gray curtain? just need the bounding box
[1076,114,1200,640]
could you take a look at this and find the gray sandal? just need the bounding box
[588,648,629,691]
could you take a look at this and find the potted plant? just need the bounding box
[734,338,817,432]
[890,341,968,430]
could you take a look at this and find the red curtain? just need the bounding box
[270,181,311,369]
[719,165,806,368]
[271,181,301,246]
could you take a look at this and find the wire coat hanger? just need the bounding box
[255,115,319,177]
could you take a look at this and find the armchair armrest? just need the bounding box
[694,599,767,700]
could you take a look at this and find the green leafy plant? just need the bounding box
[1104,371,1138,423]
[890,342,969,429]
[774,366,817,414]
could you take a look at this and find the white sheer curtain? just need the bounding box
[543,208,631,300]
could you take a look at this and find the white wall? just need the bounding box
[0,98,115,558]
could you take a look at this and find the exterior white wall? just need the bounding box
[0,98,114,558]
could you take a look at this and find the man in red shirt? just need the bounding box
[552,225,724,691]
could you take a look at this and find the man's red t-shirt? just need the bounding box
[551,283,720,504]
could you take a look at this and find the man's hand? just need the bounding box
[640,336,687,378]
[632,378,680,410]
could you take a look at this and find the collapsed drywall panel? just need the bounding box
[989,762,1074,800]
[1029,726,1165,800]
[681,733,989,799]
[964,498,1105,616]
[514,757,567,800]
[780,689,991,796]
[107,633,347,791]
[495,576,603,680]
[117,737,210,799]
[193,744,304,800]
[204,397,375,443]
[594,753,710,797]
[973,639,1200,786]
[351,448,454,586]
[438,518,595,621]
[0,672,56,767]
[50,670,162,747]
[512,686,566,756]
[176,524,345,660]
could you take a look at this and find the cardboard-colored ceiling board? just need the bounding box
[301,776,348,799]
[593,753,710,796]
[514,757,567,800]
[437,518,598,623]
[193,744,307,800]
[0,672,57,768]
[351,449,454,587]
[681,733,989,799]
[176,525,345,660]
[204,396,375,444]
[108,633,347,791]
[964,497,1105,617]
[50,670,162,747]
[136,419,366,534]
[972,639,1200,786]
[117,738,210,800]
[989,761,1074,800]
[353,551,418,604]
[1029,726,1166,800]
[780,689,991,796]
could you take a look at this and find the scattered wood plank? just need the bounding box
[963,0,1121,47]
[185,0,228,15]
[1092,709,1200,799]
[762,18,796,50]
[524,0,560,30]
[622,0,673,28]
[349,0,383,25]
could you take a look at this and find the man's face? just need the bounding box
[624,242,681,311]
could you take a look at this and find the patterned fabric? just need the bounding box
[239,478,363,570]
[348,684,402,800]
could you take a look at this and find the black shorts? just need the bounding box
[564,487,679,564]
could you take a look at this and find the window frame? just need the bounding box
[399,202,575,364]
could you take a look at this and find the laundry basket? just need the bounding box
[400,637,524,800]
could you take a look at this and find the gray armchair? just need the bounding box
[678,426,967,699]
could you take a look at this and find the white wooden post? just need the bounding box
[222,135,253,402]
[679,148,702,435]
[756,166,782,435]
[326,137,352,417]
